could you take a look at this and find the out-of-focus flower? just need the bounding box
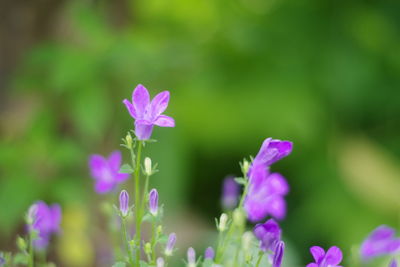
[253,219,281,252]
[157,257,165,267]
[187,247,196,267]
[119,190,129,217]
[221,176,240,210]
[165,233,177,256]
[360,225,400,261]
[252,138,293,167]
[0,256,5,266]
[244,164,289,222]
[273,241,285,267]
[28,201,61,249]
[204,247,215,260]
[123,84,175,140]
[149,189,159,216]
[389,259,398,267]
[306,246,343,267]
[88,151,129,194]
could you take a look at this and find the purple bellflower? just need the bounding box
[244,164,289,222]
[360,225,400,261]
[221,176,240,210]
[306,246,343,267]
[119,190,129,217]
[252,138,293,167]
[165,233,177,256]
[204,247,215,260]
[389,259,398,267]
[123,84,175,140]
[273,241,285,267]
[253,219,282,252]
[28,201,61,249]
[89,151,129,194]
[149,189,159,216]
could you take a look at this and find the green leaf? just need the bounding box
[139,261,149,267]
[13,253,28,265]
[112,262,127,267]
[119,164,134,174]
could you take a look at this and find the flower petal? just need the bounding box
[310,246,325,263]
[95,180,115,194]
[266,195,286,220]
[254,138,293,166]
[123,99,137,119]
[306,264,318,267]
[108,150,122,172]
[154,115,175,127]
[325,246,343,265]
[132,84,150,117]
[89,155,107,179]
[50,204,62,232]
[369,225,396,241]
[151,91,170,118]
[266,173,289,195]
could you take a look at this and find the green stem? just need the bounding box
[150,219,157,263]
[133,141,143,266]
[121,218,134,266]
[140,174,150,224]
[255,252,263,267]
[29,231,34,267]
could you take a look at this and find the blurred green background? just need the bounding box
[1,0,399,266]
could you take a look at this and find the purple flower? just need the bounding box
[28,201,61,249]
[273,241,285,267]
[0,256,5,266]
[89,151,129,194]
[306,246,343,267]
[157,257,165,267]
[123,84,175,140]
[149,189,159,216]
[119,190,129,217]
[389,259,398,267]
[252,138,293,167]
[187,247,196,266]
[253,219,282,252]
[165,233,177,256]
[244,164,289,222]
[360,225,400,261]
[204,247,215,260]
[221,176,240,210]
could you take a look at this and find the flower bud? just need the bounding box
[27,204,38,225]
[144,242,152,255]
[149,189,158,216]
[272,241,285,267]
[119,190,129,217]
[157,257,165,267]
[242,231,253,252]
[157,225,163,236]
[241,159,250,175]
[16,236,27,251]
[221,177,240,210]
[233,209,245,227]
[187,247,196,267]
[164,233,176,256]
[218,213,228,232]
[204,247,214,260]
[144,157,152,176]
[126,133,133,149]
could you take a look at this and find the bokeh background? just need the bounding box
[1,0,400,266]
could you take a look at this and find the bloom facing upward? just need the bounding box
[123,84,175,140]
[187,247,196,267]
[28,201,61,249]
[253,219,282,252]
[306,246,343,267]
[165,233,177,256]
[89,151,129,194]
[360,225,400,261]
[221,176,240,210]
[244,164,289,222]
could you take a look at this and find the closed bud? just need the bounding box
[144,157,152,176]
[204,247,214,260]
[233,209,245,227]
[126,133,133,149]
[26,204,38,225]
[218,213,228,232]
[149,189,159,216]
[241,159,250,175]
[119,190,130,217]
[144,242,152,255]
[242,231,253,252]
[157,225,163,236]
[157,257,165,267]
[16,236,27,251]
[164,233,177,256]
[187,247,196,267]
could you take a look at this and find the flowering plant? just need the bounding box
[0,84,399,267]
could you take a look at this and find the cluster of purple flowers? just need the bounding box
[7,84,398,267]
